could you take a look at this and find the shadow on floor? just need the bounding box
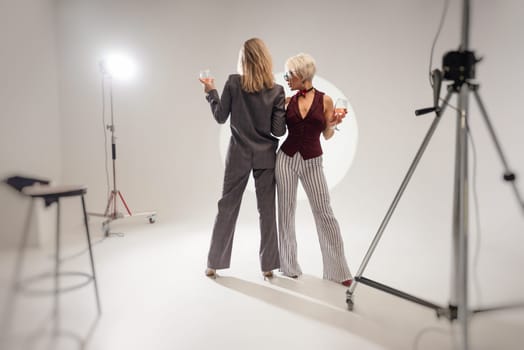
[214,274,524,350]
[216,274,418,350]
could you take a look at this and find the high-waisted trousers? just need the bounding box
[275,150,352,282]
[207,160,280,272]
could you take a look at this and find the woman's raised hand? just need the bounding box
[199,69,215,92]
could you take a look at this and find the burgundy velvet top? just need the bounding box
[280,89,326,160]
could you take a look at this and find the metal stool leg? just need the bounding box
[81,195,102,315]
[15,199,35,291]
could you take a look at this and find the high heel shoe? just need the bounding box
[205,268,216,278]
[341,279,352,287]
[262,271,273,278]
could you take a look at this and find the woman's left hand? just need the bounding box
[199,78,216,93]
[329,108,347,128]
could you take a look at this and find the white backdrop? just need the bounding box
[1,0,523,307]
[0,0,62,247]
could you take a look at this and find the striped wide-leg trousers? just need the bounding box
[275,150,352,282]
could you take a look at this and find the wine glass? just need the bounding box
[333,98,348,131]
[199,69,213,83]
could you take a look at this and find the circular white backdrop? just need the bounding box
[219,74,358,200]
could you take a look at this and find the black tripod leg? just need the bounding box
[470,85,524,214]
[346,90,454,310]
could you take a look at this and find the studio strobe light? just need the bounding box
[89,53,157,236]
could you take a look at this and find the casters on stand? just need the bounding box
[101,213,157,236]
[346,289,354,311]
[148,214,157,224]
[102,220,110,236]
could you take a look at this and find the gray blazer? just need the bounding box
[206,74,286,169]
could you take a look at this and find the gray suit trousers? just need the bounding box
[207,161,280,272]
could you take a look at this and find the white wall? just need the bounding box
[2,0,523,306]
[0,0,62,247]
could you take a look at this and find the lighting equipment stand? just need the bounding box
[345,1,524,349]
[88,70,157,236]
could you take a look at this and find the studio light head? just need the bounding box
[442,50,479,85]
[99,53,137,81]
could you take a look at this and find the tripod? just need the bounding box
[88,66,157,236]
[345,1,524,350]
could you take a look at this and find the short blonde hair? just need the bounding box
[285,53,316,82]
[237,38,275,93]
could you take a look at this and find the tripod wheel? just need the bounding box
[346,298,354,311]
[346,290,355,311]
[102,221,110,236]
[148,215,157,224]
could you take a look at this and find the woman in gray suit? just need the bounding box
[199,38,286,278]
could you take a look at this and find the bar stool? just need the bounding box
[5,178,102,339]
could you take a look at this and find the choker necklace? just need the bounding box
[297,87,314,97]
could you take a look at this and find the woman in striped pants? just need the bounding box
[276,53,352,286]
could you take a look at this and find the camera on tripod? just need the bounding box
[442,50,478,84]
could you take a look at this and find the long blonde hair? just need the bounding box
[237,38,274,93]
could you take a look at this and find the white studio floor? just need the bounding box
[0,219,523,350]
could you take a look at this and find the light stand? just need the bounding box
[88,61,157,236]
[345,1,524,349]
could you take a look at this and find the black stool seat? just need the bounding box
[23,185,87,199]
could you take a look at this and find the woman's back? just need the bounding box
[206,74,285,168]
